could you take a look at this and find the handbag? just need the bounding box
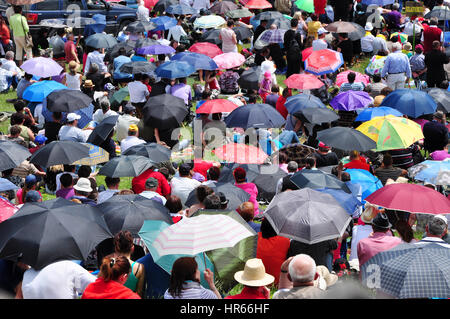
[20,15,33,49]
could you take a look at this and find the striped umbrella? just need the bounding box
[304,49,344,76]
[151,214,255,257]
[257,29,286,44]
[72,143,109,166]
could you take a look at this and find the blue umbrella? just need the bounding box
[224,103,286,129]
[166,4,196,15]
[170,52,218,71]
[380,89,437,118]
[155,60,196,79]
[284,94,327,114]
[0,178,19,192]
[346,169,383,201]
[150,16,177,31]
[361,0,394,5]
[22,81,67,102]
[136,44,175,55]
[408,160,450,185]
[355,106,403,122]
[138,220,215,288]
[316,188,363,216]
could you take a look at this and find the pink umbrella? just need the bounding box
[188,42,223,59]
[336,70,370,88]
[284,73,324,90]
[213,52,246,70]
[413,118,429,130]
[213,143,269,164]
[245,0,272,9]
[302,47,313,61]
[0,197,18,223]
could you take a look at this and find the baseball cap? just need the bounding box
[128,124,139,132]
[25,174,37,186]
[34,135,47,145]
[24,190,41,203]
[67,113,81,122]
[145,177,158,189]
[317,28,329,35]
[318,141,330,150]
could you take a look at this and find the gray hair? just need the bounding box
[427,215,448,236]
[288,254,316,283]
[99,96,111,112]
[392,42,402,52]
[88,63,99,74]
[5,51,14,60]
[287,161,298,172]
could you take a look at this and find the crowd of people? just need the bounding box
[0,0,449,300]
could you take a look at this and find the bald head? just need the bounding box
[288,254,317,284]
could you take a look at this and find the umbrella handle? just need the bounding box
[203,252,207,270]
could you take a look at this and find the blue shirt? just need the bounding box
[381,52,412,78]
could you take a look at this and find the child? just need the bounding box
[258,71,272,103]
[55,173,75,199]
[63,61,82,90]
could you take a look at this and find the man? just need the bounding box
[410,44,427,88]
[132,164,171,196]
[283,19,302,54]
[128,73,150,114]
[170,163,201,207]
[423,111,449,154]
[140,177,167,204]
[339,72,365,92]
[425,40,450,88]
[9,5,32,66]
[92,98,118,125]
[44,111,63,144]
[344,150,371,171]
[415,215,450,248]
[253,20,268,46]
[136,0,150,22]
[385,3,403,32]
[366,74,387,98]
[313,142,339,168]
[312,28,329,51]
[374,153,407,186]
[0,59,17,93]
[276,161,299,194]
[116,103,140,142]
[120,124,146,154]
[112,47,133,84]
[381,42,412,90]
[84,47,108,75]
[16,72,34,99]
[372,30,389,55]
[6,125,27,147]
[64,32,80,64]
[357,212,402,267]
[1,51,21,85]
[97,177,120,204]
[167,18,187,43]
[421,17,443,54]
[361,23,375,55]
[272,254,326,299]
[58,113,89,143]
[70,177,96,206]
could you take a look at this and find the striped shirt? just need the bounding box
[389,145,419,169]
[164,281,218,299]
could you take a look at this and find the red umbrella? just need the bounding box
[213,143,269,164]
[304,49,344,76]
[245,0,272,9]
[284,73,324,90]
[196,99,239,114]
[188,42,223,59]
[365,183,450,215]
[302,47,313,61]
[0,197,18,223]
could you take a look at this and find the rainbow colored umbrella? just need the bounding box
[390,32,408,44]
[304,49,343,76]
[295,0,314,13]
[213,52,246,70]
[213,143,269,164]
[365,55,386,76]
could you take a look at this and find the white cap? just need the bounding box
[434,214,448,225]
[365,22,373,31]
[317,27,329,35]
[67,113,81,122]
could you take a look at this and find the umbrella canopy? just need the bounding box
[266,16,291,30]
[85,33,118,49]
[356,115,424,151]
[380,89,437,118]
[294,107,339,124]
[110,86,129,109]
[257,29,286,44]
[245,0,272,9]
[137,44,175,56]
[325,21,358,33]
[317,127,377,152]
[193,15,226,29]
[7,0,43,4]
[39,18,67,28]
[150,16,178,31]
[0,196,18,224]
[170,51,218,71]
[294,0,314,12]
[125,20,157,33]
[225,103,286,129]
[0,178,19,192]
[196,99,239,114]
[104,42,135,63]
[166,4,196,15]
[346,169,383,201]
[290,169,352,193]
[424,88,450,113]
[305,49,344,76]
[263,188,352,244]
[143,94,188,128]
[188,42,223,58]
[389,32,409,44]
[213,143,269,164]
[302,47,313,61]
[336,70,370,88]
[153,0,178,13]
[200,29,223,45]
[271,143,315,166]
[45,89,93,113]
[122,142,171,163]
[72,143,109,166]
[408,160,450,186]
[331,22,365,41]
[355,106,403,122]
[0,198,112,270]
[365,183,450,215]
[330,90,373,111]
[151,214,255,257]
[361,0,394,5]
[237,66,261,90]
[285,93,327,114]
[424,8,450,20]
[133,37,159,49]
[217,163,263,183]
[98,155,155,177]
[0,140,32,171]
[226,8,254,19]
[20,57,63,78]
[29,141,90,168]
[22,81,67,103]
[233,26,254,41]
[213,52,246,70]
[316,188,363,216]
[209,1,238,14]
[155,60,196,79]
[86,115,119,146]
[97,194,173,237]
[119,61,156,74]
[361,243,450,299]
[365,55,386,76]
[252,167,287,202]
[284,73,324,90]
[253,11,283,21]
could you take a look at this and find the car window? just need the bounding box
[86,0,105,9]
[35,0,59,10]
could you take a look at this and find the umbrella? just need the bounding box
[226,8,254,19]
[0,178,19,192]
[110,86,129,109]
[365,55,387,76]
[155,60,196,79]
[213,52,246,70]
[266,17,291,30]
[290,169,352,193]
[390,32,408,44]
[98,155,155,177]
[153,0,179,13]
[217,163,263,183]
[97,194,173,237]
[408,160,450,186]
[252,167,287,202]
[119,61,156,75]
[188,42,223,58]
[0,140,32,171]
[346,169,383,201]
[200,29,223,45]
[355,107,403,122]
[294,0,314,12]
[184,182,251,210]
[0,198,112,270]
[245,0,272,9]
[85,33,118,49]
[104,42,136,63]
[305,49,344,76]
[45,89,93,113]
[424,8,450,20]
[336,70,370,88]
[213,143,269,164]
[365,183,450,215]
[332,22,366,41]
[137,44,175,56]
[86,115,119,146]
[257,29,286,44]
[380,89,437,118]
[330,91,373,111]
[72,143,110,166]
[29,141,90,168]
[361,0,394,5]
[0,196,18,224]
[150,16,178,31]
[317,127,377,152]
[325,21,358,34]
[170,52,218,71]
[424,88,450,113]
[316,188,363,216]
[232,26,254,41]
[284,73,325,91]
[271,143,316,166]
[22,80,67,103]
[143,94,188,129]
[302,47,313,61]
[285,93,327,114]
[144,0,159,8]
[193,15,226,29]
[125,20,157,34]
[361,243,450,299]
[209,1,238,14]
[196,99,239,114]
[133,37,159,49]
[122,142,171,163]
[294,107,339,124]
[20,57,63,78]
[237,66,261,90]
[225,103,286,129]
[6,0,43,4]
[253,11,283,21]
[166,4,196,15]
[263,188,352,244]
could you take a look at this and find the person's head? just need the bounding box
[371,212,392,233]
[432,40,441,51]
[349,150,360,161]
[168,257,200,298]
[105,176,120,189]
[433,111,446,124]
[287,161,298,173]
[372,74,381,84]
[203,194,221,209]
[13,5,22,14]
[9,125,21,137]
[415,44,424,54]
[211,112,222,121]
[73,177,93,197]
[260,217,277,239]
[395,220,414,243]
[100,98,111,113]
[317,28,328,39]
[237,202,255,222]
[347,72,356,84]
[88,63,100,75]
[380,87,393,97]
[233,167,247,183]
[165,195,183,214]
[66,112,81,125]
[341,171,351,182]
[145,177,158,191]
[227,19,234,28]
[99,255,131,284]
[128,124,139,137]
[311,14,318,21]
[179,163,193,177]
[51,111,63,123]
[195,185,214,204]
[338,33,348,40]
[426,215,448,238]
[56,28,66,38]
[392,2,399,10]
[60,173,73,189]
[217,192,228,209]
[437,0,444,5]
[291,18,298,29]
[305,156,316,169]
[248,95,257,104]
[206,166,220,181]
[439,80,449,90]
[22,174,38,203]
[118,47,127,57]
[260,19,268,26]
[430,17,438,26]
[5,51,14,61]
[13,99,27,113]
[122,103,136,115]
[114,230,134,255]
[77,165,92,178]
[382,153,393,167]
[288,254,318,285]
[24,190,42,203]
[392,42,402,52]
[10,112,25,126]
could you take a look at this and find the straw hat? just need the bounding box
[360,203,379,224]
[68,60,78,70]
[234,258,274,287]
[83,79,95,88]
[313,265,338,290]
[385,176,408,185]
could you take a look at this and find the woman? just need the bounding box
[0,16,11,56]
[219,20,238,53]
[233,167,259,216]
[236,202,260,233]
[164,257,221,299]
[62,61,82,90]
[165,195,185,223]
[186,185,214,217]
[306,14,322,39]
[395,220,417,243]
[16,174,42,205]
[82,255,141,299]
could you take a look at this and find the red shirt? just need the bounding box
[256,233,290,285]
[131,168,171,196]
[344,158,370,171]
[422,24,442,54]
[193,159,214,179]
[225,286,270,299]
[82,278,141,299]
[64,40,78,63]
[275,96,288,119]
[0,24,10,46]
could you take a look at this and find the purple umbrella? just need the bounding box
[20,57,64,78]
[330,90,373,111]
[136,44,176,55]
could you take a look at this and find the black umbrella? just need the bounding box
[121,142,171,163]
[184,182,251,211]
[119,61,156,74]
[0,140,32,171]
[201,29,222,45]
[316,126,377,152]
[330,22,365,41]
[290,169,352,193]
[104,42,136,63]
[85,33,118,49]
[424,88,450,113]
[153,0,179,13]
[237,66,261,90]
[142,94,188,129]
[225,8,254,19]
[98,155,154,177]
[125,20,157,34]
[424,8,450,20]
[225,103,286,129]
[134,37,159,49]
[252,166,287,202]
[86,115,119,146]
[217,163,262,183]
[97,194,173,237]
[209,1,238,14]
[294,108,339,124]
[0,198,112,270]
[233,26,253,41]
[46,89,93,113]
[270,143,316,167]
[29,141,90,167]
[253,11,284,21]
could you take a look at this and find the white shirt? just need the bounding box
[361,34,375,53]
[127,80,149,103]
[137,4,150,22]
[116,114,140,142]
[92,109,118,124]
[84,50,107,75]
[0,68,13,91]
[372,36,388,55]
[22,260,96,299]
[312,38,328,51]
[58,125,89,143]
[349,224,373,261]
[170,176,201,207]
[139,191,167,204]
[33,103,45,126]
[55,172,78,191]
[120,135,146,153]
[97,189,120,204]
[167,25,187,42]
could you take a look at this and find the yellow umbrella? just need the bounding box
[356,115,424,151]
[72,143,109,166]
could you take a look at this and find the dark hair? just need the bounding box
[380,87,393,96]
[291,18,299,28]
[105,176,120,187]
[134,73,143,81]
[77,165,92,178]
[233,167,246,183]
[99,255,131,282]
[227,19,234,27]
[13,5,22,14]
[203,194,221,209]
[13,99,26,112]
[248,95,257,104]
[207,166,220,181]
[373,74,381,83]
[53,111,63,121]
[195,185,214,203]
[168,257,199,298]
[60,173,73,188]
[395,220,414,243]
[57,28,66,37]
[271,84,280,93]
[114,230,134,254]
[63,164,76,172]
[260,218,277,239]
[382,153,393,167]
[10,112,25,125]
[165,195,183,214]
[305,156,316,169]
[118,47,127,56]
[347,72,356,83]
[311,14,318,21]
[9,125,21,136]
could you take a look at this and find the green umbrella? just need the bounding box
[295,0,314,13]
[109,86,129,109]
